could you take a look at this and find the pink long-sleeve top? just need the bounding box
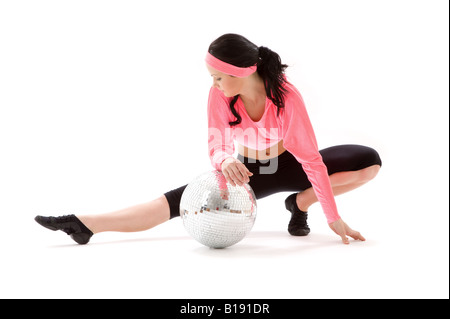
[207,81,340,224]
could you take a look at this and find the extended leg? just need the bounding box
[35,195,172,244]
[77,195,171,234]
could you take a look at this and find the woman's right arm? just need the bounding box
[207,87,235,169]
[207,88,252,186]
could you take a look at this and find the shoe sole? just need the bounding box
[288,229,311,236]
[34,216,58,231]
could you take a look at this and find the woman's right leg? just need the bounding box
[35,185,187,244]
[77,195,171,234]
[77,184,188,234]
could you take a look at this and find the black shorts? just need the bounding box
[164,144,382,219]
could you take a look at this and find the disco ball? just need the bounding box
[180,170,257,249]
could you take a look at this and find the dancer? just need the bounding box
[35,34,382,245]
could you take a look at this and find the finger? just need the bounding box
[228,168,242,186]
[341,235,350,245]
[343,222,366,242]
[335,228,350,244]
[236,165,249,183]
[230,166,246,186]
[223,170,236,187]
[350,231,366,241]
[239,166,251,183]
[234,161,251,177]
[333,225,349,244]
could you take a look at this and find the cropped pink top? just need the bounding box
[207,81,340,223]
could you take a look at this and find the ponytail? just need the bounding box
[257,46,288,117]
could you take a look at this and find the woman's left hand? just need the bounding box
[329,219,366,244]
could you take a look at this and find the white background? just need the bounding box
[0,0,448,299]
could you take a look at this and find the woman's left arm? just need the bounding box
[282,87,340,224]
[281,85,363,244]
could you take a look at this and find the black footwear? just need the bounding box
[35,214,93,245]
[285,193,310,236]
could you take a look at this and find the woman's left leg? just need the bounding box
[285,144,382,236]
[241,144,382,236]
[295,164,381,212]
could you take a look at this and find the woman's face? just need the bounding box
[207,65,244,97]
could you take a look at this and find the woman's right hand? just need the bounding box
[221,157,253,187]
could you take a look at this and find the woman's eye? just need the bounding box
[217,78,222,81]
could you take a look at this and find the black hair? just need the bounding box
[208,33,288,126]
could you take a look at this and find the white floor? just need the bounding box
[2,178,449,299]
[0,0,448,299]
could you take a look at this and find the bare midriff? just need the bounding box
[237,140,286,161]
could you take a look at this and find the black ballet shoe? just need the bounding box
[35,214,93,245]
[285,193,311,236]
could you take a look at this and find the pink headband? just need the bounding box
[205,52,257,78]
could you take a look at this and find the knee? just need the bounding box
[365,147,382,168]
[362,147,382,182]
[359,165,381,183]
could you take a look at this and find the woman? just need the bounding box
[35,34,382,245]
